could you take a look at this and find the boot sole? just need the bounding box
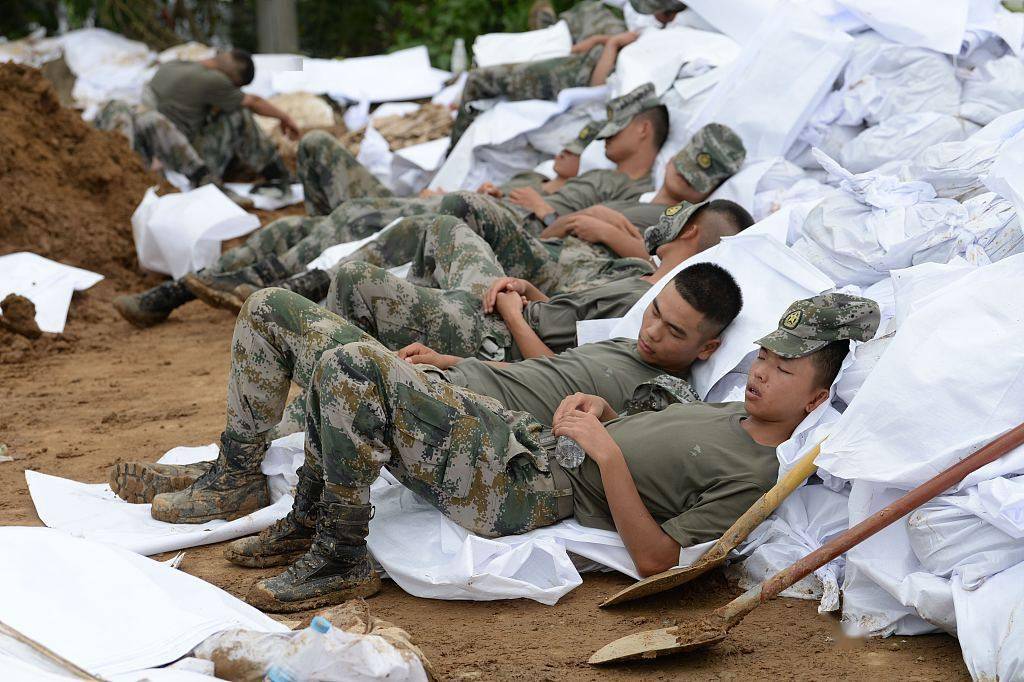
[245,573,382,613]
[223,546,310,568]
[112,297,169,329]
[109,462,204,504]
[182,276,246,314]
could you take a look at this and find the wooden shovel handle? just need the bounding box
[758,422,1024,603]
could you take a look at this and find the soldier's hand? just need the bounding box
[554,393,616,424]
[475,182,504,198]
[568,215,613,244]
[611,31,640,48]
[507,187,554,218]
[494,290,526,320]
[280,116,301,141]
[484,277,527,313]
[397,342,460,370]
[553,411,621,465]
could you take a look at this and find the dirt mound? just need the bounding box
[0,62,156,286]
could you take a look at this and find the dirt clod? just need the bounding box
[0,294,42,339]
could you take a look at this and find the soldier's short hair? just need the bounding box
[671,262,742,336]
[636,104,670,150]
[700,200,754,233]
[810,339,850,389]
[230,48,256,86]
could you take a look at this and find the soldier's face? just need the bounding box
[745,347,829,422]
[554,150,581,179]
[662,161,709,204]
[604,119,642,163]
[637,286,720,374]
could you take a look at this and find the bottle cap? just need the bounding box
[310,616,331,634]
[265,664,294,682]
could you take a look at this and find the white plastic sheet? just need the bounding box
[472,21,573,68]
[222,182,305,211]
[56,28,156,118]
[612,27,739,96]
[130,185,260,280]
[0,527,286,677]
[953,561,1024,681]
[835,0,970,55]
[959,54,1024,126]
[0,253,103,334]
[607,233,835,397]
[687,3,853,161]
[840,113,972,173]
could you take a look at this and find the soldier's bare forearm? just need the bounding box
[503,313,555,359]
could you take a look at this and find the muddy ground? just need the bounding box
[0,257,972,681]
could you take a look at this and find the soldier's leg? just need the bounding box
[150,288,374,524]
[328,214,433,272]
[297,130,394,215]
[439,191,562,292]
[93,101,137,144]
[248,339,570,611]
[133,109,209,182]
[410,215,506,298]
[326,260,509,357]
[194,108,286,181]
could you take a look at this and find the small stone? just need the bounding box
[0,443,11,463]
[916,656,926,663]
[889,643,900,651]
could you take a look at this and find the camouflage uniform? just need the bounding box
[94,99,283,183]
[328,215,512,359]
[439,191,653,295]
[557,1,627,41]
[94,100,206,180]
[234,287,572,538]
[296,130,394,215]
[756,293,881,357]
[450,46,605,148]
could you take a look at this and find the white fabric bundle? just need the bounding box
[839,112,974,173]
[472,21,573,68]
[959,54,1024,126]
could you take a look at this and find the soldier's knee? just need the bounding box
[440,191,475,219]
[240,286,294,321]
[298,130,338,160]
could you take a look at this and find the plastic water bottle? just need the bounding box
[451,38,468,75]
[264,616,333,682]
[555,435,587,468]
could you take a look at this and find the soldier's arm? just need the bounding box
[241,94,300,140]
[552,411,680,577]
[589,31,639,86]
[495,291,556,359]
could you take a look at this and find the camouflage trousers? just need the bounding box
[231,287,571,537]
[439,191,653,294]
[95,100,205,180]
[95,100,283,183]
[297,130,394,215]
[210,197,441,278]
[328,215,513,359]
[450,45,603,148]
[557,1,628,42]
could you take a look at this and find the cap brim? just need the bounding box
[675,156,715,194]
[755,329,828,359]
[596,119,628,140]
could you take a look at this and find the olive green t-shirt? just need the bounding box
[500,171,549,194]
[148,60,244,139]
[444,338,676,425]
[601,200,669,229]
[510,276,652,358]
[545,169,654,216]
[563,402,780,547]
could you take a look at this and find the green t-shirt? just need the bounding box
[601,200,669,229]
[444,338,675,425]
[148,61,244,139]
[563,402,779,547]
[545,169,654,217]
[510,276,652,359]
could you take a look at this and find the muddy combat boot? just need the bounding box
[229,267,331,309]
[113,280,196,328]
[109,460,213,504]
[183,256,291,312]
[223,464,321,568]
[245,495,380,613]
[150,433,270,524]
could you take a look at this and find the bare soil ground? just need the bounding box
[0,274,972,681]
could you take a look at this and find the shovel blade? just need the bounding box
[599,556,725,607]
[588,626,727,665]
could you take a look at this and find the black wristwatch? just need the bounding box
[541,211,558,227]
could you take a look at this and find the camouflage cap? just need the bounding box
[673,123,746,195]
[563,118,605,155]
[643,200,706,254]
[595,83,661,140]
[629,0,687,14]
[756,293,881,359]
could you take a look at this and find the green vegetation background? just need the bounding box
[3,0,579,69]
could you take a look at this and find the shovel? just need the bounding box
[590,421,1024,665]
[600,441,824,608]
